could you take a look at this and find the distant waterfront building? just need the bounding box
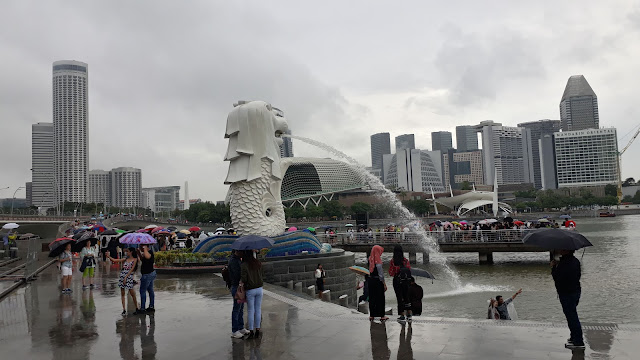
[455,125,479,152]
[88,170,111,206]
[554,128,618,188]
[560,75,599,131]
[53,60,89,204]
[517,120,562,189]
[25,182,32,207]
[538,134,557,189]
[370,132,391,170]
[142,186,180,214]
[442,150,484,189]
[31,122,54,209]
[110,167,142,208]
[431,131,453,154]
[477,122,534,186]
[179,199,202,210]
[279,130,294,158]
[395,134,415,152]
[383,149,445,193]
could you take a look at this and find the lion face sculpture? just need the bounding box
[224,101,289,184]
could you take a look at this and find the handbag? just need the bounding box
[234,283,247,304]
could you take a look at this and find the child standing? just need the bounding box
[59,243,73,294]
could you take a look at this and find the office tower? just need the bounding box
[25,182,32,207]
[141,186,180,214]
[431,131,453,153]
[517,120,562,189]
[52,60,89,203]
[370,132,391,169]
[554,128,618,187]
[456,125,479,152]
[443,149,484,189]
[395,134,415,152]
[478,123,534,185]
[280,130,294,157]
[31,122,54,209]
[110,167,142,208]
[383,149,445,192]
[538,134,557,189]
[560,75,599,131]
[88,170,111,206]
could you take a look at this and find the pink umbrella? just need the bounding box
[151,227,165,234]
[119,233,157,245]
[136,228,149,233]
[288,227,298,232]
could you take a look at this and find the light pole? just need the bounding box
[10,186,25,216]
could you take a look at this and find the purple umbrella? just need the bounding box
[119,233,157,245]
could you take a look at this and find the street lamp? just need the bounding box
[10,186,25,216]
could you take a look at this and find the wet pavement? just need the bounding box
[0,262,638,359]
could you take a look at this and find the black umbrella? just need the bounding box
[72,237,98,252]
[167,226,177,231]
[410,268,436,281]
[231,235,274,250]
[48,237,75,258]
[101,229,118,235]
[504,216,514,223]
[73,231,95,241]
[522,229,593,250]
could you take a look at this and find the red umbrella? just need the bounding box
[189,226,201,232]
[151,227,165,234]
[514,220,525,226]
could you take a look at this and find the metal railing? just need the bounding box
[314,229,535,245]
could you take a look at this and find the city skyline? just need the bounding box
[2,1,640,202]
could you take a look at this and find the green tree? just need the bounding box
[460,181,472,190]
[305,205,324,218]
[604,184,618,197]
[350,202,372,215]
[622,195,633,203]
[402,199,430,216]
[322,201,344,218]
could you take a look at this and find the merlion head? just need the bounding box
[224,100,289,184]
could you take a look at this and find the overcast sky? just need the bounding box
[2,0,640,201]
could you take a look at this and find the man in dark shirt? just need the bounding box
[228,250,248,338]
[551,250,584,349]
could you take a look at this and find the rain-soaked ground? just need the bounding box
[0,261,638,359]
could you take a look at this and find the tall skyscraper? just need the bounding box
[383,149,445,192]
[431,131,453,153]
[395,134,415,152]
[455,125,479,152]
[110,167,141,208]
[88,170,111,206]
[280,130,294,157]
[443,149,484,189]
[370,132,391,170]
[538,134,557,190]
[478,123,535,185]
[560,75,599,131]
[554,128,618,187]
[31,122,54,210]
[517,120,561,189]
[53,60,89,204]
[25,182,32,207]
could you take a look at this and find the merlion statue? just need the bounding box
[224,100,289,237]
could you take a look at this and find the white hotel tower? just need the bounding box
[53,60,89,203]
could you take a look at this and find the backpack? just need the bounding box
[221,265,231,289]
[397,258,411,282]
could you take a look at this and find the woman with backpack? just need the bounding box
[389,245,412,322]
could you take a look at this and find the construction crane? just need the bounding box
[617,126,640,202]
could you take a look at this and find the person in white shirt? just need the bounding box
[80,240,97,289]
[315,264,326,298]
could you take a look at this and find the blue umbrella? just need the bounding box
[231,235,274,250]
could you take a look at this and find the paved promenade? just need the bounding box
[0,263,638,359]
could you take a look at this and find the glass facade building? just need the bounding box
[560,75,599,131]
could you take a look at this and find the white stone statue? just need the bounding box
[224,101,289,237]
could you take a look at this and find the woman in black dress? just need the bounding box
[368,245,388,321]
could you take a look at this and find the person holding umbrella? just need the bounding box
[138,244,156,313]
[59,242,74,294]
[107,248,142,316]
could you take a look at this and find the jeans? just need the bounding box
[140,271,156,309]
[559,291,583,345]
[246,287,263,330]
[230,285,245,333]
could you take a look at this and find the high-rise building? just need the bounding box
[141,186,181,214]
[478,123,535,185]
[455,125,479,152]
[554,128,618,187]
[443,149,484,189]
[383,149,445,192]
[560,75,599,131]
[88,170,111,206]
[53,60,89,204]
[431,131,453,153]
[538,134,557,190]
[280,130,294,158]
[370,132,391,170]
[395,134,415,152]
[110,167,141,208]
[31,122,54,209]
[25,182,32,207]
[517,120,562,189]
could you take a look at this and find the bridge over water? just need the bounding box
[316,230,551,264]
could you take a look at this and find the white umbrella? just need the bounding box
[145,224,158,229]
[485,219,498,223]
[345,224,354,227]
[216,227,226,231]
[2,223,19,230]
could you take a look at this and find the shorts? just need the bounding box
[61,267,72,276]
[82,267,95,278]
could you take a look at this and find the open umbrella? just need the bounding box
[179,229,191,235]
[559,215,572,219]
[19,233,38,240]
[523,229,593,250]
[307,227,316,232]
[348,265,370,276]
[504,216,514,223]
[177,232,187,239]
[216,227,226,231]
[119,233,157,245]
[485,219,498,223]
[48,237,74,257]
[2,223,19,230]
[151,227,165,234]
[345,224,354,227]
[231,235,274,250]
[145,224,158,230]
[411,268,436,280]
[156,230,171,235]
[167,226,177,231]
[537,218,550,223]
[72,237,98,252]
[73,231,95,241]
[136,228,149,233]
[92,223,106,233]
[287,227,298,232]
[101,229,118,236]
[189,226,201,232]
[115,229,126,234]
[513,220,525,226]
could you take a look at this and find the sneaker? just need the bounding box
[121,310,127,316]
[146,307,155,313]
[247,331,255,339]
[231,331,244,339]
[82,285,88,290]
[565,341,585,350]
[67,288,73,293]
[133,308,145,315]
[255,330,261,339]
[397,315,406,322]
[61,289,67,294]
[89,284,95,289]
[239,329,250,335]
[407,315,413,323]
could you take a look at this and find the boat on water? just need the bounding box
[599,211,616,217]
